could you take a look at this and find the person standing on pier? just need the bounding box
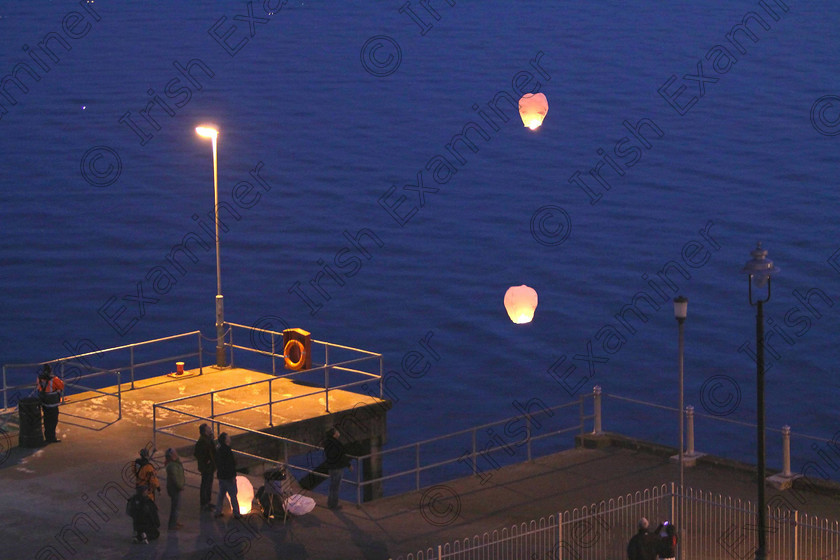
[627,517,658,560]
[194,423,216,511]
[323,427,352,510]
[165,448,185,530]
[214,432,241,519]
[36,364,64,443]
[134,448,160,501]
[655,522,677,560]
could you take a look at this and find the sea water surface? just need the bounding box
[1,1,839,482]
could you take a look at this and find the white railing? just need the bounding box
[393,483,840,559]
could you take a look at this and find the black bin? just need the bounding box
[18,397,44,448]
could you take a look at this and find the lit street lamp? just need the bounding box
[673,295,687,560]
[741,242,779,560]
[196,125,226,367]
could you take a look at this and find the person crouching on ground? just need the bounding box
[165,448,185,530]
[215,433,241,519]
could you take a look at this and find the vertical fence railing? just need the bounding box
[394,484,840,560]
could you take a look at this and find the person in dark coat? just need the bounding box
[655,521,677,560]
[193,423,216,511]
[36,364,64,443]
[322,427,352,509]
[214,432,240,518]
[627,517,659,560]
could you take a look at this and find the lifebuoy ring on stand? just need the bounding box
[284,339,306,370]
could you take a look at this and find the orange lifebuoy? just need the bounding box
[284,338,306,370]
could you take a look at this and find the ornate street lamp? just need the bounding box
[196,125,226,367]
[741,242,779,560]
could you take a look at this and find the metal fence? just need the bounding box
[394,483,840,560]
[349,397,588,504]
[153,323,385,500]
[1,331,204,429]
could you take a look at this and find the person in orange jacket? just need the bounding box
[36,364,64,443]
[134,448,161,502]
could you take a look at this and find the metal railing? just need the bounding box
[346,397,588,505]
[224,321,384,407]
[590,386,840,486]
[394,482,840,559]
[1,331,204,426]
[153,324,385,489]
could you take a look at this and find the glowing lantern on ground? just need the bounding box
[504,285,538,324]
[236,475,254,514]
[518,93,548,130]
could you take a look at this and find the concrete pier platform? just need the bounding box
[1,370,838,559]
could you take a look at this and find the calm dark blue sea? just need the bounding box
[1,1,839,479]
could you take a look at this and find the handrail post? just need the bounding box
[793,508,799,560]
[130,345,135,390]
[781,425,792,477]
[686,405,696,456]
[379,355,384,399]
[228,326,234,368]
[269,378,274,427]
[357,456,362,506]
[526,413,532,462]
[325,366,330,413]
[198,332,204,375]
[117,371,122,420]
[152,403,157,450]
[271,333,276,376]
[593,385,603,435]
[471,429,477,476]
[211,392,217,437]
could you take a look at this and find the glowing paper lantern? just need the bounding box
[518,93,548,130]
[504,285,538,324]
[236,475,254,515]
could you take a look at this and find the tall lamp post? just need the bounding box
[196,125,226,367]
[673,295,687,560]
[741,242,779,560]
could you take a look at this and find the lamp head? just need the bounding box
[741,242,779,288]
[673,295,688,321]
[195,126,219,139]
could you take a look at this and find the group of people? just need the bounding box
[127,424,244,544]
[627,517,678,560]
[194,423,242,519]
[126,423,351,543]
[128,447,186,543]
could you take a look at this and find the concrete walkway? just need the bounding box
[1,369,838,559]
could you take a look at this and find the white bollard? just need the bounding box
[782,425,792,477]
[593,385,603,435]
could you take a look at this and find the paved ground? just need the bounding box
[1,368,838,560]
